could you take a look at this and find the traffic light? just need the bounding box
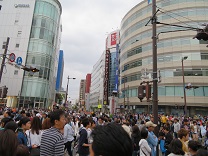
[138,85,146,102]
[30,67,39,72]
[146,84,151,100]
[193,31,208,41]
[2,87,8,98]
[193,24,208,41]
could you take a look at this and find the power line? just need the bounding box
[156,5,199,28]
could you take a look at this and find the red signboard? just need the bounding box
[110,33,117,46]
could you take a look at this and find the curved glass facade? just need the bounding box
[21,0,62,108]
[119,0,208,115]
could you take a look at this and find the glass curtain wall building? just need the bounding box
[20,0,62,108]
[119,0,208,116]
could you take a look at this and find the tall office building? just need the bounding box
[0,0,62,108]
[85,73,91,111]
[119,0,208,116]
[79,79,86,108]
[89,52,105,110]
[56,50,64,91]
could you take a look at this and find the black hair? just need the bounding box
[159,131,165,137]
[49,109,65,126]
[31,116,42,135]
[81,117,90,127]
[16,144,30,156]
[188,140,202,152]
[20,110,25,115]
[4,121,18,133]
[140,128,148,139]
[91,123,132,156]
[18,117,30,127]
[196,149,208,156]
[5,111,11,117]
[168,139,185,155]
[0,117,13,128]
[163,126,170,131]
[0,129,18,156]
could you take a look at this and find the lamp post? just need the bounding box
[65,76,76,107]
[182,56,188,116]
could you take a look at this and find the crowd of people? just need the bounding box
[0,106,208,156]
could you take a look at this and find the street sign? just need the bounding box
[16,57,22,65]
[9,53,16,62]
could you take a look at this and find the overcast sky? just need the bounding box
[59,0,143,103]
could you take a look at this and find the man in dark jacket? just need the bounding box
[78,118,90,156]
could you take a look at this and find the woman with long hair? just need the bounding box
[168,139,185,156]
[131,125,141,156]
[26,116,42,155]
[0,129,18,156]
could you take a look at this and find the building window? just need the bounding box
[14,70,18,75]
[16,44,20,48]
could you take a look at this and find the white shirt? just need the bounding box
[64,124,74,143]
[26,129,43,146]
[139,139,151,156]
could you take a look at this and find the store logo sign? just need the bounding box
[14,4,30,8]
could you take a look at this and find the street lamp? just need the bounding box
[65,76,76,107]
[182,56,188,116]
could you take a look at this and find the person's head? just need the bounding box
[0,117,13,128]
[178,128,189,141]
[132,125,140,135]
[145,121,157,132]
[20,110,26,117]
[31,116,42,135]
[140,128,148,139]
[98,117,103,125]
[163,126,170,134]
[16,144,30,156]
[89,119,96,129]
[0,129,18,156]
[188,140,202,154]
[183,119,188,125]
[174,118,178,123]
[42,118,51,130]
[4,121,18,133]
[159,131,165,140]
[50,109,66,130]
[168,139,185,155]
[3,111,11,118]
[42,112,47,118]
[90,123,132,156]
[82,117,90,128]
[195,149,208,156]
[18,117,31,131]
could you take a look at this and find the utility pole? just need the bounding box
[152,0,158,132]
[0,37,10,83]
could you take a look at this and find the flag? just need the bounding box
[148,0,152,4]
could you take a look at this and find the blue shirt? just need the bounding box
[147,131,158,156]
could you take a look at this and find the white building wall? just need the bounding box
[0,0,35,106]
[89,51,105,109]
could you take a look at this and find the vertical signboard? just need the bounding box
[110,33,117,46]
[113,44,119,93]
[103,49,110,105]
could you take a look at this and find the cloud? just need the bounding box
[58,0,142,101]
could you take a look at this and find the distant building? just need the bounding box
[85,74,91,111]
[119,0,208,115]
[89,52,105,111]
[79,79,86,109]
[0,0,62,108]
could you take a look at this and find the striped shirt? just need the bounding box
[40,127,64,156]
